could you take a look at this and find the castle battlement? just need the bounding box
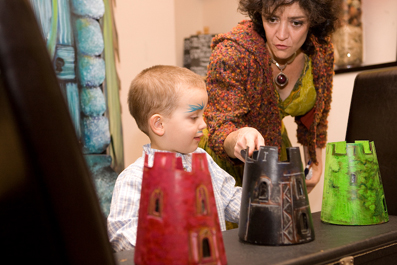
[144,152,210,174]
[327,140,376,156]
[242,146,303,174]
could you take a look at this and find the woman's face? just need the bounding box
[262,2,309,61]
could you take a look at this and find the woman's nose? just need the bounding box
[276,23,288,40]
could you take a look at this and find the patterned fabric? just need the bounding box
[278,55,316,119]
[107,144,242,252]
[204,20,334,169]
[279,55,316,161]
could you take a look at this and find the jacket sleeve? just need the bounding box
[205,40,258,161]
[315,42,334,148]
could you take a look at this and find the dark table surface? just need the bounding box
[114,212,397,264]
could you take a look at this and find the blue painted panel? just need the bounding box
[78,55,105,87]
[54,45,75,80]
[66,82,81,138]
[57,0,73,45]
[85,154,117,217]
[71,0,104,19]
[81,86,106,116]
[75,17,104,56]
[82,115,110,154]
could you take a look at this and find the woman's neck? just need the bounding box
[270,48,303,66]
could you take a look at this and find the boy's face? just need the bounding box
[161,86,208,154]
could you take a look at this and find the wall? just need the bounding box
[362,0,397,65]
[202,0,246,35]
[115,0,397,212]
[114,0,176,167]
[174,0,204,67]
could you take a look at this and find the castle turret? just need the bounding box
[134,152,226,265]
[238,146,314,245]
[321,141,389,225]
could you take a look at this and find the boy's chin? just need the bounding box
[177,145,198,154]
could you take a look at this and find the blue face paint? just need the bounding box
[186,102,204,113]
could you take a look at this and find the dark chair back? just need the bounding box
[0,1,116,264]
[346,67,397,215]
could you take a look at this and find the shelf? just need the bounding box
[335,61,397,75]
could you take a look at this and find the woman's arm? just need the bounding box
[205,40,257,161]
[303,146,323,193]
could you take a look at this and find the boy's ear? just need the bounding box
[149,114,165,136]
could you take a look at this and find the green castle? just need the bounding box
[321,141,389,225]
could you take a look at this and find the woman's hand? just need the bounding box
[224,127,265,162]
[306,162,322,193]
[304,147,323,193]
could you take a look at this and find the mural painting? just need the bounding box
[28,0,123,216]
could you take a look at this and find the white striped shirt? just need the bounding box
[107,144,241,252]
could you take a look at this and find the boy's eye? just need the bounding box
[191,116,199,120]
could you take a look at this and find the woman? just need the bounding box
[200,0,341,193]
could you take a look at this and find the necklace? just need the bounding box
[268,48,297,87]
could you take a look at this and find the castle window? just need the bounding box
[300,213,309,234]
[296,178,304,197]
[202,238,211,258]
[382,196,388,213]
[258,181,268,202]
[199,229,214,261]
[149,189,163,217]
[350,173,357,185]
[155,198,160,213]
[196,185,210,215]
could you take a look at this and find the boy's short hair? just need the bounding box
[128,65,206,135]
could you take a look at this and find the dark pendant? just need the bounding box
[275,72,288,87]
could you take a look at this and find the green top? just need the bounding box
[279,55,317,161]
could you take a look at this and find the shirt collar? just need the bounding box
[142,144,194,171]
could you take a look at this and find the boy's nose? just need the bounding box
[199,117,207,130]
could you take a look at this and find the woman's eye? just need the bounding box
[292,21,304,27]
[267,17,277,23]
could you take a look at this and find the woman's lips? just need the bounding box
[275,44,288,50]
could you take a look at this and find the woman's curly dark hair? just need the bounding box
[238,0,342,55]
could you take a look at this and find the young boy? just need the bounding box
[107,65,241,252]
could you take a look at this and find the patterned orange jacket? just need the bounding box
[205,20,334,165]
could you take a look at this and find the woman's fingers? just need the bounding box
[234,127,265,161]
[305,163,322,193]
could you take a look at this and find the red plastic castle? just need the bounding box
[134,152,227,265]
